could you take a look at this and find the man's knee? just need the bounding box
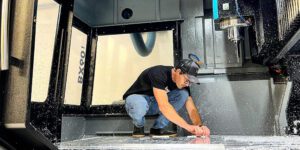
[125,95,149,116]
[177,89,189,102]
[168,89,189,109]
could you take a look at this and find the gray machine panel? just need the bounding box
[160,0,181,20]
[184,17,244,70]
[181,18,197,59]
[117,0,156,23]
[204,18,215,68]
[61,117,86,142]
[214,30,243,68]
[186,78,275,135]
[180,0,204,18]
[74,0,115,26]
[74,0,181,27]
[195,17,206,68]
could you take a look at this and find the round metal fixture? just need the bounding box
[122,8,133,19]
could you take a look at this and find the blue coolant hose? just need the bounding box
[130,32,156,57]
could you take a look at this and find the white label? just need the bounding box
[223,3,230,11]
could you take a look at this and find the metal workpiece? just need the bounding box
[57,135,300,149]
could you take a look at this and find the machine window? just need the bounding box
[31,0,59,102]
[64,27,87,105]
[92,31,174,105]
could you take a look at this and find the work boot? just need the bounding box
[132,126,145,138]
[150,128,177,137]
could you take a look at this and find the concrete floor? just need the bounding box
[57,135,300,150]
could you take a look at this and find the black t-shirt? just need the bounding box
[123,65,190,100]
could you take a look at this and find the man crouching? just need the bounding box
[123,59,210,137]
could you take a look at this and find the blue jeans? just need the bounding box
[125,89,189,129]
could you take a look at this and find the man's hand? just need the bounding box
[186,125,203,135]
[186,125,210,137]
[200,126,210,136]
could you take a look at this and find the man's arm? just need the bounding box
[185,96,202,126]
[153,87,197,133]
[185,96,210,136]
